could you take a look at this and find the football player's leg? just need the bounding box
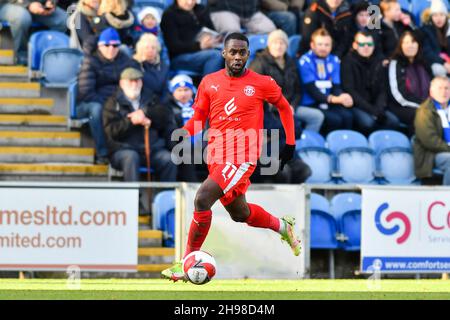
[184,178,224,257]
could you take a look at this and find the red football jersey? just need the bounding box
[184,69,292,165]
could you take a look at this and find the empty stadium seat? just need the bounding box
[152,190,175,231]
[297,130,334,183]
[369,130,416,185]
[288,35,301,58]
[331,193,361,251]
[310,193,338,249]
[28,31,70,76]
[326,130,376,184]
[247,34,268,65]
[163,208,175,247]
[40,48,83,88]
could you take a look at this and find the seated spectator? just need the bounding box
[380,0,415,60]
[76,28,136,164]
[298,28,354,134]
[98,0,134,49]
[342,31,400,135]
[161,0,223,76]
[250,29,324,132]
[0,0,67,54]
[208,0,276,34]
[168,74,196,128]
[68,0,103,51]
[133,33,170,103]
[421,0,450,76]
[414,76,450,185]
[260,0,300,36]
[134,6,161,37]
[388,31,431,133]
[298,0,353,58]
[103,68,178,182]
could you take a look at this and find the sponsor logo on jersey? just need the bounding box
[224,97,237,116]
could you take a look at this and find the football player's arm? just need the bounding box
[182,81,210,137]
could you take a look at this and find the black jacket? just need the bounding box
[380,20,412,59]
[160,3,216,59]
[103,88,177,156]
[298,0,353,58]
[134,59,170,103]
[77,49,137,105]
[421,23,450,66]
[249,48,301,107]
[208,0,260,18]
[341,50,387,117]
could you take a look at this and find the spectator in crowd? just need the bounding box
[379,0,415,60]
[76,28,136,164]
[208,0,276,34]
[250,29,324,132]
[0,0,67,54]
[134,6,161,37]
[161,0,223,76]
[341,31,400,135]
[298,0,353,59]
[421,0,450,76]
[260,0,302,36]
[98,0,134,49]
[298,28,354,134]
[414,76,450,185]
[133,33,170,103]
[68,0,103,51]
[103,68,178,182]
[388,31,431,134]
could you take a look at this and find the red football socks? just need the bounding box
[246,203,280,232]
[184,210,212,258]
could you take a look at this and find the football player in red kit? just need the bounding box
[162,33,301,282]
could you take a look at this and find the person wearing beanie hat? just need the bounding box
[421,0,450,76]
[98,27,122,46]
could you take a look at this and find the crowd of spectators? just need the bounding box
[2,0,450,185]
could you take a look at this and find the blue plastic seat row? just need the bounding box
[297,129,418,185]
[152,190,175,247]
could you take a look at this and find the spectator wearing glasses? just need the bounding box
[76,28,137,164]
[342,31,400,135]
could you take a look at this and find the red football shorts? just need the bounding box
[208,162,256,206]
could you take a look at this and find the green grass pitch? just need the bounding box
[0,279,449,300]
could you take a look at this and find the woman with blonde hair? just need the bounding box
[98,0,134,47]
[133,33,170,102]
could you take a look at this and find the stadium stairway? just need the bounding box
[0,54,108,181]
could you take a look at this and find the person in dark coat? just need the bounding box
[420,1,450,76]
[387,31,432,135]
[414,76,450,184]
[160,0,223,76]
[298,0,353,59]
[341,31,400,135]
[250,29,324,132]
[133,33,170,104]
[103,68,178,182]
[76,28,137,163]
[97,0,135,49]
[68,0,103,51]
[208,0,276,34]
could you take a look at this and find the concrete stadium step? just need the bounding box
[137,264,172,273]
[0,115,67,130]
[138,229,163,247]
[0,82,40,98]
[0,50,15,65]
[0,163,108,178]
[0,131,81,147]
[0,147,94,163]
[138,248,175,257]
[0,65,28,81]
[0,98,53,114]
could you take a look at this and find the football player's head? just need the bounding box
[223,33,250,77]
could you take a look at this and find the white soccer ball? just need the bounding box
[182,250,217,285]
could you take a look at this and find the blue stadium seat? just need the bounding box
[163,208,175,247]
[327,130,376,184]
[369,130,416,185]
[40,48,83,88]
[247,34,268,65]
[297,130,334,183]
[133,0,166,10]
[331,193,361,250]
[288,35,301,58]
[28,31,69,75]
[152,190,175,231]
[310,193,338,249]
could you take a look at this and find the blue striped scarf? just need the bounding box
[433,99,450,145]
